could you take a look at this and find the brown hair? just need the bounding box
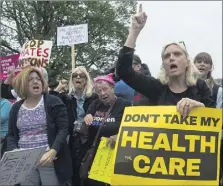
[12,67,48,99]
[194,52,216,89]
[194,52,213,66]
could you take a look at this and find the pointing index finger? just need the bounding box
[138,4,142,13]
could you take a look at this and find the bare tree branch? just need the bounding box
[0,22,18,32]
[0,41,20,53]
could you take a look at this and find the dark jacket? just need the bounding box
[49,91,98,135]
[1,83,15,100]
[140,63,151,76]
[6,94,72,184]
[49,91,98,185]
[134,63,152,105]
[116,46,215,107]
[86,97,131,147]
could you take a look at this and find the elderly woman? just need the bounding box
[50,66,98,185]
[82,73,131,186]
[194,52,222,108]
[116,5,214,116]
[6,67,72,185]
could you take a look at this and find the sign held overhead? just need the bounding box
[57,24,88,46]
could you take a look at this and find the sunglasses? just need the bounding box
[72,73,86,79]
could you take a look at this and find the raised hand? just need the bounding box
[4,66,15,84]
[61,79,68,85]
[55,79,68,92]
[131,4,147,32]
[125,4,147,48]
[7,66,15,78]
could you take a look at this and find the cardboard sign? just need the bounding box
[57,24,88,46]
[89,137,114,184]
[0,147,46,185]
[19,40,52,68]
[111,106,222,186]
[0,54,21,80]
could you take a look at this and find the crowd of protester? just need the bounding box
[0,5,222,186]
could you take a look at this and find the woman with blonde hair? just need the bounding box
[68,66,94,97]
[6,66,72,185]
[116,4,214,116]
[51,66,98,185]
[1,66,48,101]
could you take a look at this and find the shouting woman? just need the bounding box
[50,66,98,185]
[82,73,131,186]
[116,4,214,117]
[6,67,72,185]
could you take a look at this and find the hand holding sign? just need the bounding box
[131,4,147,32]
[37,149,57,166]
[106,135,117,149]
[177,98,205,118]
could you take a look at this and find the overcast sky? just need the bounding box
[135,1,222,79]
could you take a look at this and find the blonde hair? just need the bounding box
[12,67,48,99]
[39,67,48,84]
[68,66,93,97]
[158,42,200,86]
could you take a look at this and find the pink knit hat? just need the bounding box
[94,73,115,86]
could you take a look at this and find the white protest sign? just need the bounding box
[0,147,46,185]
[57,24,88,46]
[19,40,53,68]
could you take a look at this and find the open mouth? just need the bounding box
[198,67,205,71]
[75,80,81,85]
[170,64,178,70]
[33,86,40,91]
[102,96,109,101]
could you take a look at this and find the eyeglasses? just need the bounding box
[72,73,86,79]
[28,77,41,82]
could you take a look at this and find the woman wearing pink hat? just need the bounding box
[82,73,131,186]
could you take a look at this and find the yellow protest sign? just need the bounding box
[111,106,222,186]
[89,137,114,184]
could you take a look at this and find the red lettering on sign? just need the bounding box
[37,48,42,57]
[43,48,49,58]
